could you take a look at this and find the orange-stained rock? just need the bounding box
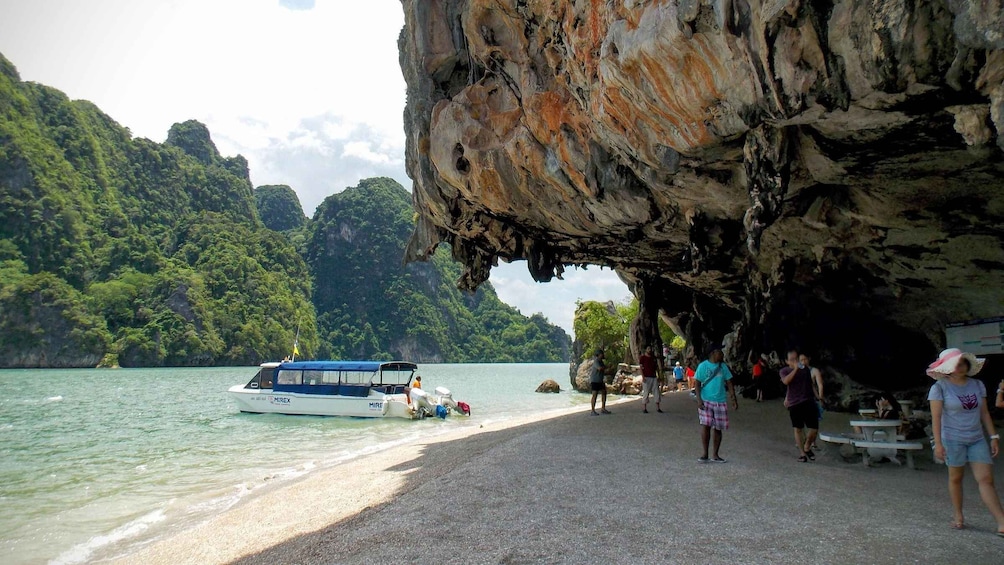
[399,0,1004,390]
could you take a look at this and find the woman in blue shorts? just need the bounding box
[927,348,1004,536]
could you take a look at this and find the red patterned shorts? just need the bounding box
[698,401,729,430]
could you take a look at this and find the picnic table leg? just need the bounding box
[906,451,915,470]
[861,450,870,467]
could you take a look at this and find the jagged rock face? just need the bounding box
[399,0,1004,388]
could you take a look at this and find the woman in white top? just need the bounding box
[927,348,1003,536]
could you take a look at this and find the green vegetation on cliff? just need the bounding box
[255,184,307,232]
[306,178,570,362]
[573,298,681,362]
[0,52,567,367]
[0,54,317,367]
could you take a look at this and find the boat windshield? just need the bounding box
[245,366,276,389]
[378,365,416,386]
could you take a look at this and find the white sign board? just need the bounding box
[945,317,1004,355]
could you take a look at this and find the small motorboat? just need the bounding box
[228,360,470,419]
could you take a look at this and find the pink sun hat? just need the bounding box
[926,348,985,379]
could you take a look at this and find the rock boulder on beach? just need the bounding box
[535,379,561,393]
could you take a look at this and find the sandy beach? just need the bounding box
[110,392,1003,564]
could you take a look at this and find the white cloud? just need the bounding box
[342,140,393,164]
[0,0,407,214]
[489,262,633,335]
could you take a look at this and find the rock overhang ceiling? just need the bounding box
[398,0,1004,387]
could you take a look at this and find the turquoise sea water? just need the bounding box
[0,363,586,565]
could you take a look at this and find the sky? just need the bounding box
[0,0,631,333]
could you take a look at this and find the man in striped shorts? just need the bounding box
[695,345,739,463]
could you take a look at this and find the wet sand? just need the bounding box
[111,392,1003,564]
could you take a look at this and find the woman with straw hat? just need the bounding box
[927,348,1004,536]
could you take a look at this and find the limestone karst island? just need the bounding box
[1,1,1003,564]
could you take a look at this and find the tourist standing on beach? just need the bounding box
[590,349,611,415]
[695,345,738,463]
[639,346,662,413]
[673,362,685,392]
[927,348,1004,536]
[685,364,696,393]
[752,354,766,402]
[780,349,819,462]
[799,353,825,421]
[997,379,1004,409]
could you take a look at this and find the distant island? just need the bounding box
[0,52,569,367]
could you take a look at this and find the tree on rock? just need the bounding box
[255,184,307,232]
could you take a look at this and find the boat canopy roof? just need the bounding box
[277,361,418,372]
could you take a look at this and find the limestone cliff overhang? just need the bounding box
[398,0,1004,385]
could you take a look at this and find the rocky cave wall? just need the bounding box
[398,0,1004,389]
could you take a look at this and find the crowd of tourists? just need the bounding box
[586,342,1004,538]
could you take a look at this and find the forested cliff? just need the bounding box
[0,53,569,367]
[304,178,570,362]
[0,54,317,367]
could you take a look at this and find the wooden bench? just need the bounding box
[852,440,924,469]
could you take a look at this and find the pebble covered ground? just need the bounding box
[122,392,1004,564]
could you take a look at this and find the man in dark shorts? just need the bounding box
[639,346,662,413]
[590,349,611,415]
[780,349,819,462]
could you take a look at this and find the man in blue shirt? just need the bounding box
[673,361,686,392]
[695,344,739,463]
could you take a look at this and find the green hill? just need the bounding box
[255,184,307,232]
[0,54,317,367]
[0,52,568,367]
[305,178,570,362]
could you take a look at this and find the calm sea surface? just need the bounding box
[0,363,587,565]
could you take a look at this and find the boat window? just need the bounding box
[260,368,275,389]
[245,371,261,389]
[322,371,339,384]
[341,371,374,385]
[380,368,415,386]
[276,370,303,385]
[303,370,324,385]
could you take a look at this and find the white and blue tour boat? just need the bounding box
[228,360,469,419]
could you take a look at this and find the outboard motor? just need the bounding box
[435,386,464,416]
[410,387,436,419]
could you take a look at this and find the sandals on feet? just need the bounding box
[711,457,727,463]
[797,454,808,463]
[805,449,815,461]
[951,521,965,530]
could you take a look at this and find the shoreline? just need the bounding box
[104,391,1004,564]
[102,396,635,564]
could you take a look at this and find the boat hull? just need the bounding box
[228,385,415,418]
